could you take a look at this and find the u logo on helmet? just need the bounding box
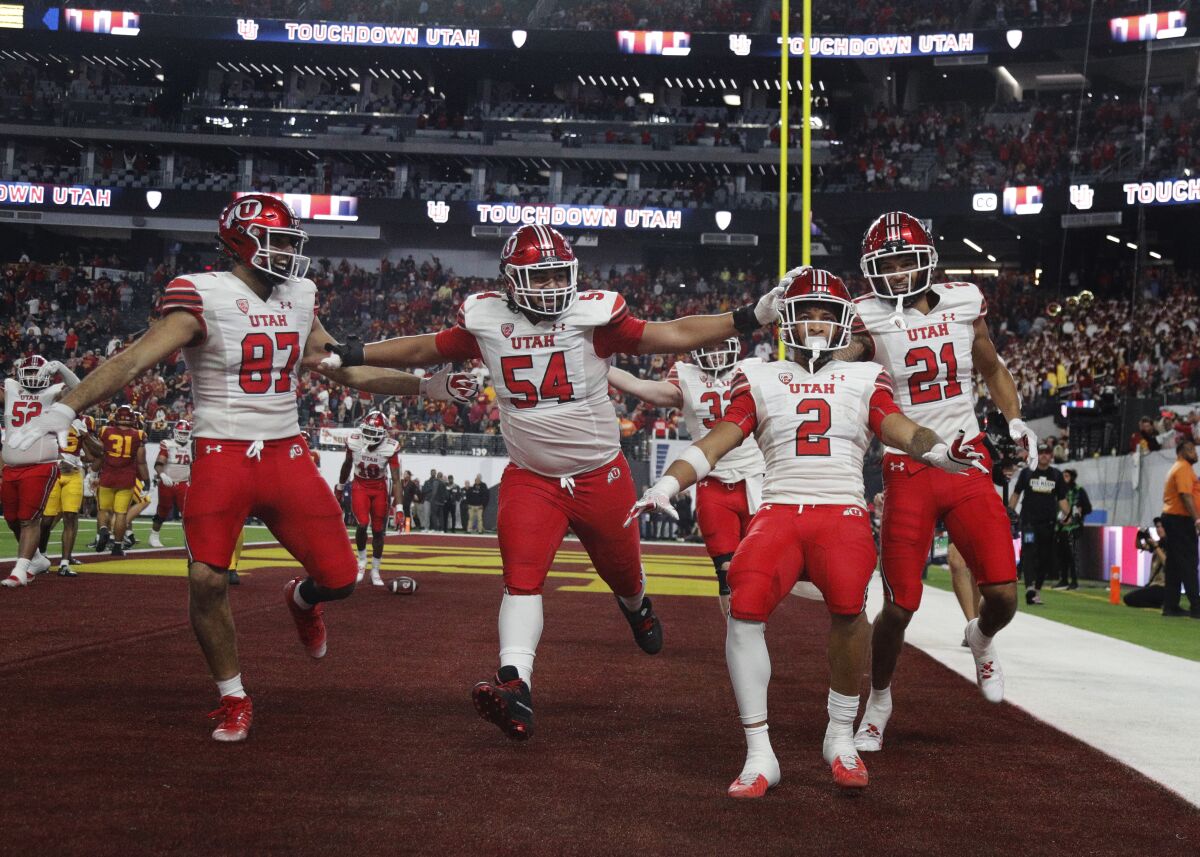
[223,198,264,229]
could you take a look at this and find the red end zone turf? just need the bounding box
[1,536,1195,857]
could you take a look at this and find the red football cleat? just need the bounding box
[209,695,253,742]
[727,773,773,799]
[284,578,327,658]
[831,753,869,790]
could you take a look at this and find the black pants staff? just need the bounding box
[443,502,458,532]
[1160,514,1199,612]
[1055,528,1081,586]
[1021,523,1058,591]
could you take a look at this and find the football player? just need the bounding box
[149,418,193,549]
[607,338,765,615]
[2,356,81,586]
[94,405,148,556]
[321,223,784,740]
[40,412,102,576]
[847,212,1031,749]
[7,194,478,741]
[624,268,983,795]
[337,410,401,586]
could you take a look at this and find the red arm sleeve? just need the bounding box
[592,296,648,358]
[665,362,682,390]
[434,326,483,361]
[157,277,207,344]
[867,371,901,437]
[719,370,758,437]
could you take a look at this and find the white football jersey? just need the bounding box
[3,378,65,466]
[446,289,643,478]
[668,359,765,484]
[347,433,400,484]
[854,282,984,455]
[159,272,316,441]
[157,438,193,483]
[729,359,894,507]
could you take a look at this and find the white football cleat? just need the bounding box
[29,552,52,576]
[148,531,164,548]
[3,568,32,588]
[726,753,780,799]
[853,698,892,753]
[369,568,384,587]
[356,556,367,583]
[966,618,1005,703]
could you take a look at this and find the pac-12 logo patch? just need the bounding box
[236,299,249,315]
[501,323,514,337]
[607,467,621,484]
[778,372,793,385]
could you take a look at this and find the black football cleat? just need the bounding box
[109,543,125,557]
[472,666,533,741]
[228,571,241,585]
[93,531,110,552]
[617,595,663,655]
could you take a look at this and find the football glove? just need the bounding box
[1008,417,1037,459]
[420,366,480,404]
[623,477,681,528]
[923,430,989,475]
[5,402,76,451]
[319,337,364,371]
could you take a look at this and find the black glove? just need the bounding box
[322,337,365,368]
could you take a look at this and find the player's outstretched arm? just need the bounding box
[636,286,783,355]
[879,413,987,474]
[607,367,684,408]
[972,317,1036,456]
[623,422,744,527]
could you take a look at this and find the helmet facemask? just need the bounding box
[15,355,51,390]
[691,338,741,376]
[361,423,387,446]
[504,260,578,318]
[243,225,310,282]
[173,422,192,445]
[780,297,853,372]
[860,244,937,305]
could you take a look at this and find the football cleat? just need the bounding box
[208,694,253,742]
[58,563,79,578]
[853,696,892,753]
[369,568,384,587]
[830,753,869,790]
[2,568,32,588]
[616,595,663,654]
[284,578,327,658]
[29,552,52,576]
[109,543,125,557]
[966,619,1005,703]
[228,570,241,586]
[472,666,533,741]
[727,755,780,799]
[123,532,137,548]
[148,532,163,548]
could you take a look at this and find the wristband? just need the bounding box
[679,446,712,482]
[732,304,759,335]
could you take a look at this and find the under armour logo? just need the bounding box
[550,323,568,332]
[279,300,293,310]
[888,461,904,471]
[289,444,304,459]
[941,312,956,321]
[237,18,259,40]
[829,373,846,381]
[205,444,223,454]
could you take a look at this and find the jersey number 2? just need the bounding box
[239,332,301,394]
[905,343,963,405]
[501,351,575,409]
[794,399,832,456]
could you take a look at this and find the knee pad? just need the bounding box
[712,553,734,595]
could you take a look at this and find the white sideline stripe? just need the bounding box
[864,576,1200,808]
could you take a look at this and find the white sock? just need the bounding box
[498,592,543,686]
[358,550,367,563]
[744,723,773,756]
[966,618,994,655]
[372,556,381,572]
[216,674,246,699]
[865,684,892,713]
[292,583,314,610]
[617,570,646,612]
[12,558,31,577]
[726,618,770,725]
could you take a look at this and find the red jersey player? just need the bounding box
[849,211,1034,751]
[320,223,784,740]
[624,268,983,795]
[7,194,477,741]
[337,410,402,586]
[607,338,766,615]
[149,419,193,548]
[95,405,148,556]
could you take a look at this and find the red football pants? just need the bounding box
[880,445,1018,613]
[497,453,642,597]
[2,462,58,525]
[729,504,877,621]
[696,477,753,557]
[184,436,356,587]
[156,481,189,519]
[351,480,390,531]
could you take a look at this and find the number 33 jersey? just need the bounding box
[854,282,984,455]
[667,359,765,484]
[721,359,899,507]
[158,272,316,440]
[435,290,646,478]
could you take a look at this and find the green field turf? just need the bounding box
[0,518,278,558]
[925,564,1200,662]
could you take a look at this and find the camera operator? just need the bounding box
[1010,443,1070,605]
[1124,519,1168,609]
[1160,438,1200,618]
[1052,469,1092,590]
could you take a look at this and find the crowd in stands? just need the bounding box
[4,245,1200,459]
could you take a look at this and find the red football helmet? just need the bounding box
[360,410,389,445]
[860,211,938,300]
[779,268,855,355]
[113,405,135,427]
[218,194,310,282]
[14,354,51,390]
[500,224,578,316]
[691,337,741,375]
[173,418,193,445]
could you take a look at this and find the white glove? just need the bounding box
[923,430,989,475]
[1008,417,1037,459]
[623,476,681,528]
[36,360,63,381]
[420,366,480,404]
[778,266,810,289]
[754,285,786,326]
[70,418,90,435]
[5,402,76,451]
[159,473,175,488]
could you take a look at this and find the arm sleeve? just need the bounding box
[867,382,901,437]
[665,362,682,390]
[434,326,483,361]
[719,370,758,437]
[593,296,648,359]
[157,277,207,344]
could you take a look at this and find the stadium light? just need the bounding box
[639,92,654,104]
[752,80,760,89]
[963,238,983,252]
[723,94,742,107]
[987,254,997,262]
[1105,234,1120,243]
[1149,251,1163,259]
[1125,242,1138,250]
